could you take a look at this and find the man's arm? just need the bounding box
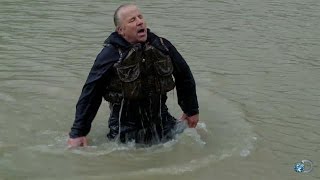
[163,38,199,119]
[69,46,119,139]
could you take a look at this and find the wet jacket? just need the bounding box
[69,29,199,143]
[104,40,176,101]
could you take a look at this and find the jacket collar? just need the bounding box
[104,29,158,50]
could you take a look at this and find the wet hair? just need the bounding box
[113,3,137,27]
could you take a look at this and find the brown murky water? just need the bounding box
[0,0,319,179]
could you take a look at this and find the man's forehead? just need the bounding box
[119,5,141,18]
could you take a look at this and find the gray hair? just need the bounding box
[113,3,137,27]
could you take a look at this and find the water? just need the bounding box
[0,0,319,179]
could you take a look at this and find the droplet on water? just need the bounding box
[240,149,250,157]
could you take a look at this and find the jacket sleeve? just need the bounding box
[163,39,199,116]
[69,46,119,138]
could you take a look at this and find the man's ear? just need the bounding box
[116,26,123,35]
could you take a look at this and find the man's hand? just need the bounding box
[67,136,88,148]
[180,113,199,128]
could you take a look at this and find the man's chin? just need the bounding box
[137,36,148,43]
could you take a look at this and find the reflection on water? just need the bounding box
[1,0,320,179]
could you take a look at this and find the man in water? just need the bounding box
[67,3,199,147]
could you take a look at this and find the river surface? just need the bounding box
[0,0,320,179]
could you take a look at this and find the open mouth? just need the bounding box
[137,28,145,34]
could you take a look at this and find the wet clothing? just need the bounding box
[69,29,199,144]
[104,41,176,101]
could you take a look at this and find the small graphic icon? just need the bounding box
[294,160,313,173]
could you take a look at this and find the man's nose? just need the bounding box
[136,17,144,25]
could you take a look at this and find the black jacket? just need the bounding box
[69,29,199,139]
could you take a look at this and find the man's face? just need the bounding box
[117,5,147,44]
